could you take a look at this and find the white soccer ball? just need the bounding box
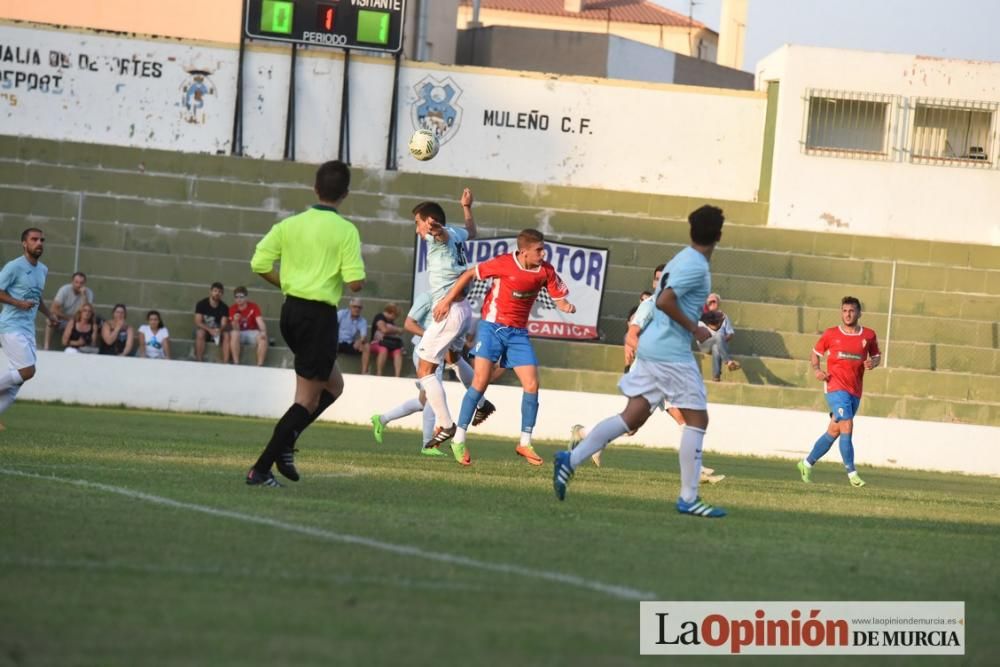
[408,129,439,161]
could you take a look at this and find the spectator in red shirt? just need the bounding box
[228,286,268,366]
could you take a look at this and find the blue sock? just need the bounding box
[458,387,483,430]
[807,432,837,465]
[839,432,856,473]
[521,392,539,433]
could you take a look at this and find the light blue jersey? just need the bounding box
[637,246,710,363]
[630,297,655,332]
[425,225,470,304]
[407,291,434,347]
[0,256,48,338]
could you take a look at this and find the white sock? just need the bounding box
[679,426,706,503]
[569,415,629,468]
[802,459,813,468]
[421,403,435,448]
[0,386,19,415]
[519,431,531,446]
[0,369,24,392]
[454,426,467,445]
[382,397,424,424]
[419,374,453,428]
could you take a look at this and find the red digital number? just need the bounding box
[317,4,336,32]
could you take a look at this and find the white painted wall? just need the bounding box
[11,351,1000,477]
[758,45,1000,245]
[0,21,766,201]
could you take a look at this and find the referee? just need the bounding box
[246,160,366,487]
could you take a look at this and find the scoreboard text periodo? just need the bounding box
[245,0,405,53]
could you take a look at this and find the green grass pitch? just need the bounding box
[2,403,998,665]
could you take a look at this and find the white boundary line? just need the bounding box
[1,468,657,602]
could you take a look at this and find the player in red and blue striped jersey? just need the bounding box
[797,296,881,487]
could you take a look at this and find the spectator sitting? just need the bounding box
[62,303,99,354]
[365,302,404,377]
[698,292,741,381]
[336,297,368,364]
[228,286,268,366]
[46,271,94,350]
[138,310,171,360]
[194,281,229,362]
[99,303,135,356]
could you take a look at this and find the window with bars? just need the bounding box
[803,90,893,159]
[911,99,996,166]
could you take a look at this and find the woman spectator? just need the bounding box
[62,303,99,354]
[364,302,404,377]
[99,303,135,356]
[138,310,171,360]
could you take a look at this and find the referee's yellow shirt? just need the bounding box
[251,205,366,307]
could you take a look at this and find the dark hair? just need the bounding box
[411,201,446,224]
[21,227,43,242]
[112,303,128,316]
[688,205,725,246]
[146,310,164,326]
[72,271,87,280]
[842,296,862,312]
[640,290,653,299]
[315,161,351,202]
[211,281,224,291]
[234,286,248,296]
[516,228,544,249]
[653,264,665,276]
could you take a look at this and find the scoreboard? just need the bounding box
[244,0,406,53]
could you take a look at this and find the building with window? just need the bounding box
[758,45,1000,243]
[457,0,718,60]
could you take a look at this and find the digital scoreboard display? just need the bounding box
[245,0,405,52]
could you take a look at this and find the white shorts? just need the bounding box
[618,357,707,411]
[416,299,471,366]
[0,332,38,370]
[236,330,262,345]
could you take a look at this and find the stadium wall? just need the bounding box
[11,350,1000,477]
[757,45,1000,245]
[0,20,767,201]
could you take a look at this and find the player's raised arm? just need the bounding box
[460,188,476,240]
[657,287,709,342]
[432,267,477,321]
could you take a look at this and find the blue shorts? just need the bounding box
[826,390,861,422]
[472,321,537,368]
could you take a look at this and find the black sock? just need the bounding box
[307,390,338,427]
[254,403,312,472]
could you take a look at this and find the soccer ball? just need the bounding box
[408,129,439,161]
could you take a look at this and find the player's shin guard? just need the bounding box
[0,369,24,393]
[306,390,337,427]
[838,432,856,473]
[569,415,628,468]
[0,386,19,415]
[254,403,311,473]
[419,375,453,427]
[421,403,436,447]
[457,387,482,430]
[679,426,706,503]
[807,432,837,465]
[521,391,539,434]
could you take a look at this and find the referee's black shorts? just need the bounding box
[279,295,339,380]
